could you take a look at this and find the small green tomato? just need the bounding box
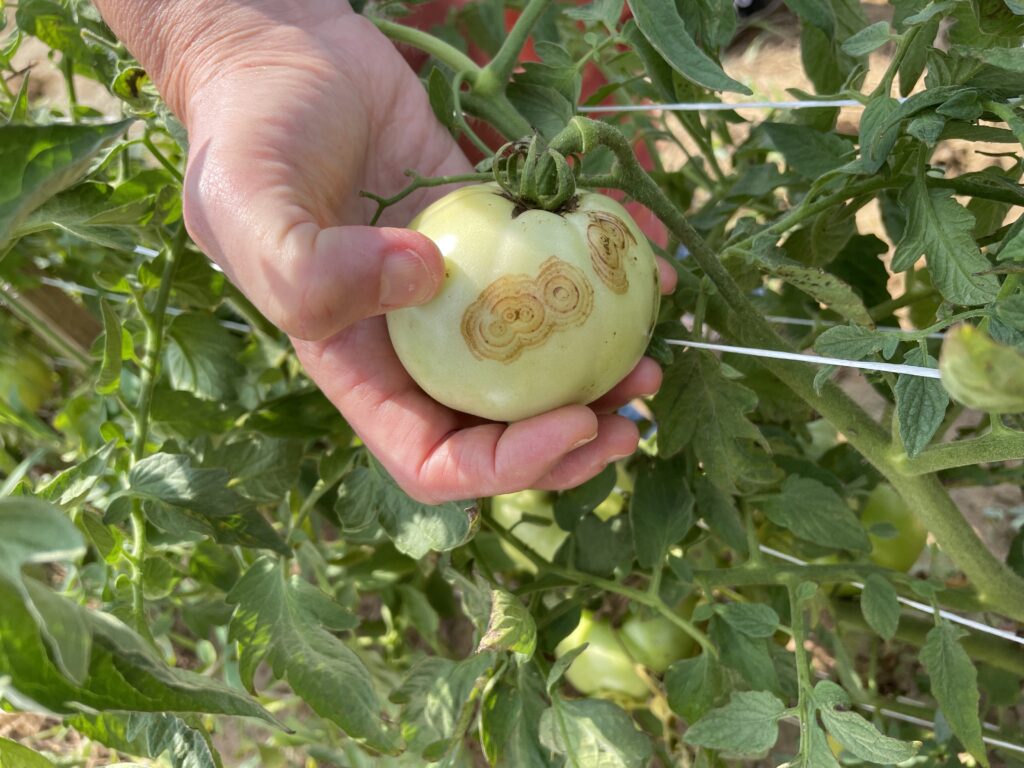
[387,183,660,422]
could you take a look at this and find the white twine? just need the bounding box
[579,98,869,113]
[667,338,943,379]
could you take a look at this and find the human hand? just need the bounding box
[95,0,677,503]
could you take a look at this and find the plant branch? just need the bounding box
[372,18,481,81]
[478,0,552,94]
[895,428,1024,475]
[127,225,186,634]
[549,117,1024,623]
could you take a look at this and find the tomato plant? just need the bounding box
[2,1,1024,767]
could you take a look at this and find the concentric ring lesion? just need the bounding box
[461,257,594,362]
[586,212,636,294]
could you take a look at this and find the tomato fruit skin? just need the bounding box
[554,603,696,698]
[861,483,927,572]
[490,490,567,570]
[387,183,660,422]
[619,614,695,674]
[554,610,650,700]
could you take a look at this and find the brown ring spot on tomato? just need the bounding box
[461,256,594,363]
[586,212,635,294]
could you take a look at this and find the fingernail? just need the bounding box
[571,433,598,450]
[380,250,435,308]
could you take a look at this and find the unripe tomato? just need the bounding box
[619,613,695,674]
[554,604,696,699]
[490,490,567,570]
[554,610,649,699]
[0,345,55,413]
[861,483,927,573]
[387,183,660,422]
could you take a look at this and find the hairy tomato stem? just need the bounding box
[549,117,1024,623]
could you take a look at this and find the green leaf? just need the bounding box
[164,313,244,401]
[920,621,989,766]
[761,122,854,179]
[763,261,874,326]
[539,696,653,768]
[36,443,116,507]
[895,348,948,457]
[861,574,901,641]
[227,557,397,753]
[821,707,919,764]
[481,666,556,768]
[841,21,894,56]
[759,476,871,552]
[709,617,780,694]
[0,738,55,768]
[68,712,222,768]
[391,652,495,754]
[683,690,786,758]
[202,437,303,504]
[0,578,275,723]
[939,324,1024,413]
[892,177,1000,305]
[857,95,903,173]
[629,456,694,569]
[694,475,747,554]
[568,512,633,578]
[665,653,723,723]
[626,0,751,94]
[651,349,765,493]
[0,496,89,684]
[336,459,475,559]
[127,453,243,518]
[715,603,780,639]
[506,82,574,140]
[96,298,123,395]
[478,588,537,659]
[426,67,458,130]
[554,463,616,530]
[815,325,899,361]
[0,120,133,248]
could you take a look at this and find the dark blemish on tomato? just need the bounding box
[461,256,594,363]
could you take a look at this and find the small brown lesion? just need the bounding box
[586,212,635,294]
[461,257,594,363]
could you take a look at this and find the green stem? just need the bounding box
[787,581,814,762]
[551,117,1024,623]
[483,513,716,656]
[460,91,533,141]
[868,287,939,322]
[871,26,920,99]
[895,429,1024,475]
[478,0,552,95]
[372,18,481,82]
[128,226,186,634]
[61,55,78,121]
[142,134,184,183]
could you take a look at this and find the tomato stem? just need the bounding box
[478,0,553,97]
[549,116,1024,623]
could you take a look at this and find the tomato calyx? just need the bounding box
[493,134,578,213]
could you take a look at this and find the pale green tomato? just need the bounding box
[861,483,928,573]
[619,613,695,674]
[0,346,55,412]
[490,490,566,570]
[387,183,660,422]
[554,611,649,700]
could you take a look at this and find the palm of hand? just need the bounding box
[181,11,663,503]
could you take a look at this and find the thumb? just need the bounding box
[266,223,445,340]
